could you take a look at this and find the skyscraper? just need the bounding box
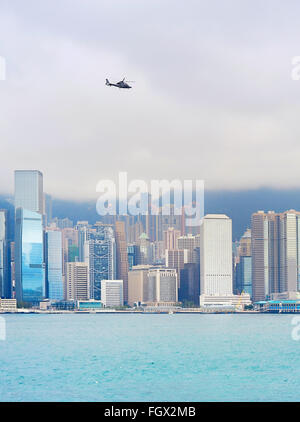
[200,214,233,296]
[115,221,129,303]
[251,209,300,302]
[14,170,44,215]
[101,280,124,307]
[0,210,10,298]
[66,262,89,301]
[84,224,116,300]
[163,227,180,250]
[15,208,45,303]
[45,230,63,301]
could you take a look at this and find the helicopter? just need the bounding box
[105,77,134,89]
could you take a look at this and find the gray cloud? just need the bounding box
[1,0,300,199]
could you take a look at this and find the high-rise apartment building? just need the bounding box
[252,209,300,302]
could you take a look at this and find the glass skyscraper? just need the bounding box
[14,170,44,214]
[45,230,63,301]
[84,224,116,300]
[0,209,10,298]
[15,208,45,303]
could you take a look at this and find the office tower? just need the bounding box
[152,240,165,264]
[14,170,44,214]
[127,219,144,243]
[44,193,52,226]
[165,249,185,286]
[10,241,15,297]
[239,228,251,256]
[236,256,252,297]
[177,234,195,252]
[128,265,178,305]
[66,262,89,301]
[15,209,45,303]
[45,230,63,301]
[62,227,79,267]
[84,224,116,300]
[101,280,124,307]
[76,221,90,262]
[0,210,10,298]
[127,244,139,270]
[128,265,151,306]
[147,268,178,303]
[177,233,200,264]
[235,229,252,297]
[163,227,181,250]
[137,233,153,265]
[179,263,200,306]
[115,221,129,303]
[200,214,233,296]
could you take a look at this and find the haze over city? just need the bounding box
[1,0,300,199]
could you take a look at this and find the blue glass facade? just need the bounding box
[15,208,45,303]
[86,225,116,300]
[236,256,252,298]
[0,209,10,298]
[127,244,138,270]
[45,230,63,301]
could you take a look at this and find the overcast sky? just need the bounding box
[1,0,300,200]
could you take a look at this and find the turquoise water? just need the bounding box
[0,313,299,402]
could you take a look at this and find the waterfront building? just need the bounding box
[101,280,124,307]
[77,300,103,311]
[66,262,89,301]
[200,214,233,296]
[128,265,151,306]
[45,230,63,301]
[147,268,178,303]
[251,209,300,302]
[15,208,45,303]
[0,298,17,312]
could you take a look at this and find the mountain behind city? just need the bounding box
[2,187,300,241]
